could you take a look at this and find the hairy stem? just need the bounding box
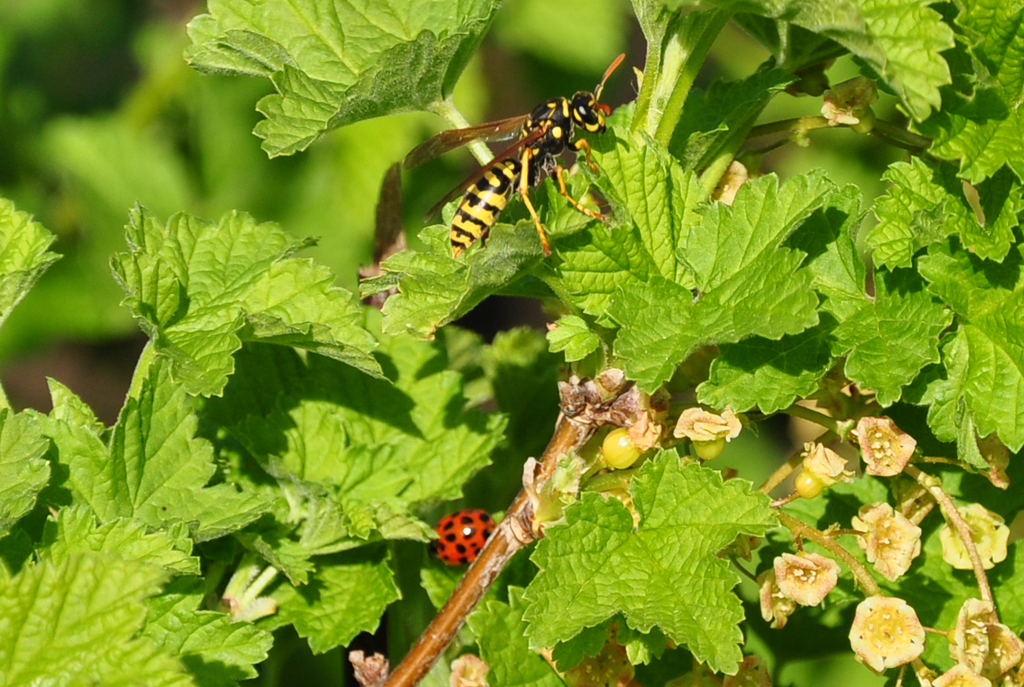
[633,9,731,145]
[429,98,493,167]
[126,339,157,402]
[380,416,594,687]
[906,465,993,603]
[777,510,880,596]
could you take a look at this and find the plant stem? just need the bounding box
[777,510,880,596]
[380,414,595,687]
[633,10,731,145]
[781,404,840,435]
[870,120,932,153]
[906,465,993,603]
[126,339,157,402]
[428,98,493,167]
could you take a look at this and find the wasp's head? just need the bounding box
[570,91,607,133]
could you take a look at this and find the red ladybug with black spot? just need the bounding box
[433,509,494,565]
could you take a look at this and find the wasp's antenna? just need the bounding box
[594,53,626,102]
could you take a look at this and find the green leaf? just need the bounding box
[555,130,705,322]
[919,242,1024,450]
[269,548,400,654]
[670,67,793,171]
[698,321,837,414]
[523,453,776,674]
[0,410,49,537]
[610,172,830,391]
[300,497,435,557]
[111,205,381,396]
[368,223,546,339]
[206,337,505,506]
[143,577,273,687]
[870,159,1021,268]
[918,1,1024,183]
[42,505,200,576]
[469,590,563,687]
[40,357,273,540]
[0,553,189,687]
[546,315,600,362]
[0,198,60,334]
[730,0,953,119]
[831,272,952,407]
[185,0,501,156]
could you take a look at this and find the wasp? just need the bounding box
[404,54,625,257]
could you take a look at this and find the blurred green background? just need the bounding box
[0,2,895,684]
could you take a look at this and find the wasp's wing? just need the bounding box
[403,115,528,170]
[423,126,548,221]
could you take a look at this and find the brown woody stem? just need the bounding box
[380,416,594,687]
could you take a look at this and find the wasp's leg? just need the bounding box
[554,165,604,220]
[573,138,600,173]
[519,149,552,256]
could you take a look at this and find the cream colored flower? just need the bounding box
[856,417,916,476]
[774,552,839,607]
[852,502,922,581]
[450,654,488,687]
[849,596,926,673]
[758,569,797,629]
[933,664,992,687]
[939,503,1010,571]
[802,442,854,487]
[674,406,742,460]
[953,598,1024,679]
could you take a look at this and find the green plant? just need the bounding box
[2,1,1023,687]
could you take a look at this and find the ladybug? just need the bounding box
[433,509,494,566]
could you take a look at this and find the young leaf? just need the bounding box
[918,1,1024,183]
[267,548,401,654]
[143,577,273,687]
[870,159,1020,268]
[111,205,381,396]
[41,505,199,576]
[468,590,564,687]
[40,357,273,540]
[733,0,952,120]
[555,131,704,322]
[0,198,60,333]
[697,321,837,414]
[831,272,952,407]
[0,553,188,687]
[610,172,831,391]
[918,242,1024,450]
[523,453,776,674]
[206,336,505,506]
[0,410,50,538]
[546,315,601,362]
[185,0,501,156]
[367,223,546,339]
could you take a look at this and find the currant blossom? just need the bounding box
[856,417,916,476]
[849,596,926,673]
[852,502,922,581]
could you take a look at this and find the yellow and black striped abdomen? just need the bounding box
[450,158,522,256]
